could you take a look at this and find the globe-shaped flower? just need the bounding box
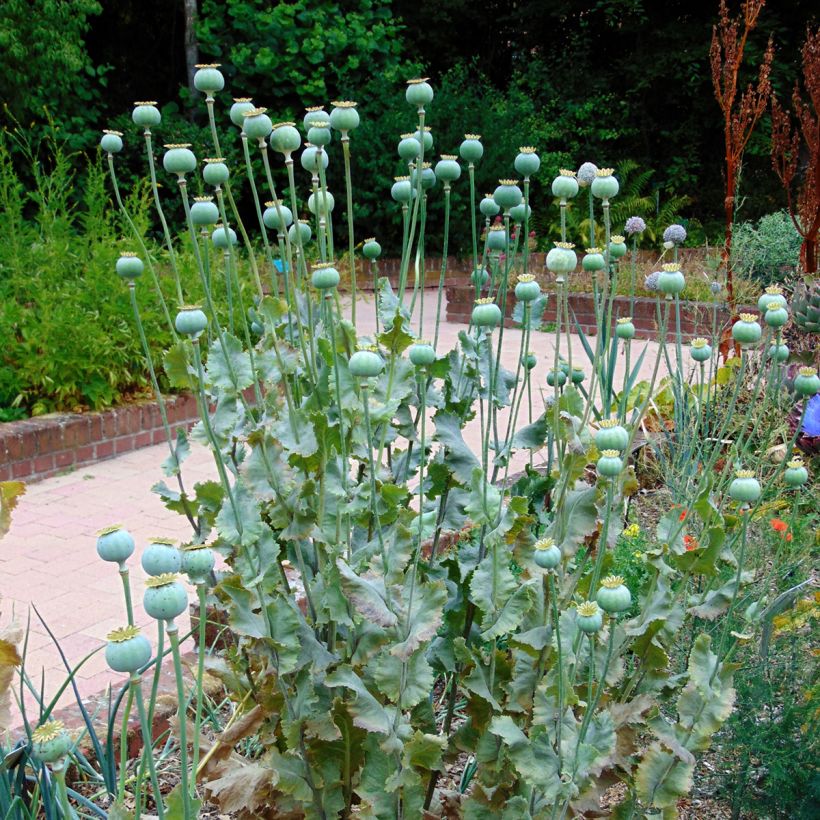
[625,216,646,236]
[663,224,687,245]
[644,270,660,292]
[577,162,598,187]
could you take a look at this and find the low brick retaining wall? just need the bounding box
[0,394,200,483]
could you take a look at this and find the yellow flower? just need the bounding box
[624,523,641,538]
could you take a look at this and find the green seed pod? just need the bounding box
[409,342,436,367]
[493,179,523,211]
[480,194,501,218]
[582,248,605,272]
[300,145,329,172]
[551,169,579,199]
[597,449,624,478]
[591,168,619,199]
[162,143,196,176]
[546,368,567,387]
[410,164,437,190]
[263,201,293,231]
[533,537,561,569]
[728,470,761,503]
[546,242,577,274]
[487,226,508,250]
[212,225,238,248]
[30,721,72,765]
[757,286,787,313]
[414,126,434,152]
[571,366,585,384]
[658,264,686,296]
[784,457,808,487]
[303,106,329,130]
[794,366,820,397]
[193,63,224,94]
[307,124,332,148]
[690,337,712,362]
[141,537,181,576]
[398,134,422,160]
[472,267,490,288]
[510,202,531,223]
[290,220,313,245]
[311,262,340,290]
[363,237,381,259]
[329,100,360,132]
[434,155,461,183]
[270,122,302,154]
[515,274,541,303]
[764,304,789,328]
[522,352,537,370]
[116,252,144,281]
[514,146,540,178]
[608,235,627,259]
[391,177,414,203]
[203,158,230,186]
[615,316,635,339]
[230,98,255,128]
[406,78,434,108]
[101,130,123,153]
[460,134,483,163]
[181,545,215,585]
[576,601,603,634]
[190,197,219,226]
[96,525,135,564]
[472,298,502,328]
[558,359,570,376]
[175,305,209,337]
[349,348,385,378]
[308,190,335,215]
[143,574,188,622]
[105,625,152,673]
[132,101,161,128]
[595,419,629,451]
[731,313,762,346]
[242,107,273,141]
[596,575,632,613]
[767,343,789,363]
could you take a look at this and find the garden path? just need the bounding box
[1,296,661,727]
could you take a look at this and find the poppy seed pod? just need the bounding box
[582,248,605,272]
[590,167,619,199]
[398,134,422,160]
[546,242,577,274]
[690,337,712,362]
[311,262,340,291]
[163,144,196,176]
[141,537,182,576]
[391,177,414,203]
[301,145,329,172]
[487,225,508,250]
[30,721,72,765]
[514,274,541,303]
[657,263,686,296]
[757,286,787,313]
[329,100,360,132]
[101,130,123,154]
[143,574,188,622]
[348,348,385,378]
[460,134,483,163]
[731,313,762,346]
[230,98,255,128]
[767,342,789,363]
[406,77,434,108]
[764,303,789,328]
[96,525,135,564]
[480,194,501,218]
[363,237,382,260]
[794,367,820,397]
[576,601,603,633]
[571,366,585,384]
[289,219,312,245]
[522,352,537,370]
[175,305,208,337]
[409,341,436,367]
[263,201,293,231]
[243,107,273,142]
[472,298,502,328]
[303,106,330,130]
[514,146,541,178]
[597,449,624,478]
[783,457,808,487]
[132,101,161,128]
[270,122,302,154]
[546,368,567,387]
[551,169,579,199]
[212,225,238,248]
[414,126,434,152]
[533,537,561,569]
[105,625,152,674]
[193,64,224,95]
[596,575,631,614]
[203,157,230,186]
[471,267,490,288]
[308,190,335,215]
[190,196,219,226]
[435,155,461,183]
[608,235,627,259]
[728,470,761,503]
[509,202,530,223]
[493,179,523,211]
[181,545,215,585]
[615,316,635,339]
[595,419,629,452]
[410,163,437,190]
[116,252,144,281]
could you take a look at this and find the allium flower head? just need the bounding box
[663,224,687,245]
[644,271,660,292]
[625,216,646,235]
[577,162,598,186]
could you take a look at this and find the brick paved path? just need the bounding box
[1,298,661,726]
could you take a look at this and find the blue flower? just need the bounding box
[625,216,646,235]
[577,162,598,186]
[644,271,660,292]
[663,224,687,245]
[803,394,820,437]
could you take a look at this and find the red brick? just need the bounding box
[134,431,152,448]
[36,424,63,455]
[95,441,114,459]
[101,412,118,439]
[0,464,10,482]
[55,451,75,469]
[76,445,95,463]
[33,454,54,474]
[152,429,166,445]
[88,414,103,441]
[62,417,90,448]
[12,460,32,479]
[114,435,135,454]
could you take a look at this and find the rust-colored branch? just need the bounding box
[711,0,772,308]
[771,28,820,275]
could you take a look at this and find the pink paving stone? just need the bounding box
[1,297,662,729]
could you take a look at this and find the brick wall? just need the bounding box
[0,394,200,484]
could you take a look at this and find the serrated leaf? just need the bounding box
[373,649,434,708]
[163,341,197,390]
[165,784,202,819]
[377,311,415,354]
[434,412,481,484]
[512,294,548,328]
[635,742,694,809]
[325,667,392,735]
[336,559,397,628]
[273,410,319,459]
[161,427,190,477]
[216,481,264,547]
[480,582,533,641]
[465,466,501,526]
[205,761,277,814]
[404,730,446,770]
[206,332,253,392]
[392,580,447,660]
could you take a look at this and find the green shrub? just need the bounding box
[731,211,803,284]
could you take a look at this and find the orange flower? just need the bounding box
[786,533,793,542]
[770,518,788,533]
[679,510,687,522]
[684,535,698,552]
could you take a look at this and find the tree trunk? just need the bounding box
[802,237,817,275]
[723,165,736,310]
[183,0,199,97]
